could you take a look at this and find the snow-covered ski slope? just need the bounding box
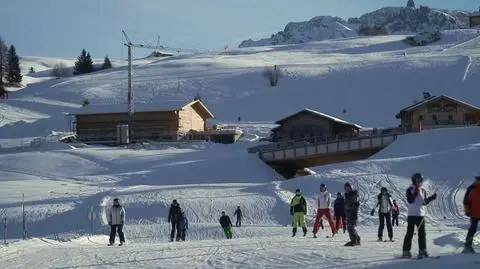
[0,29,480,268]
[1,30,480,138]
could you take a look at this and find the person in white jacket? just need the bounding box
[108,198,126,246]
[313,184,337,238]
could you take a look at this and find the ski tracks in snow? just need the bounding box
[462,56,472,81]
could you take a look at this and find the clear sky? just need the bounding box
[0,0,478,59]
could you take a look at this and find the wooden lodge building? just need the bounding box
[74,100,214,143]
[469,12,480,28]
[270,109,362,143]
[396,95,480,131]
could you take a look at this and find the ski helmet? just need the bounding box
[381,187,388,192]
[320,184,326,189]
[411,173,424,184]
[337,192,341,196]
[344,182,352,190]
[295,188,301,194]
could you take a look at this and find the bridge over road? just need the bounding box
[248,129,403,178]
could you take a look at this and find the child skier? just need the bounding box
[178,211,188,241]
[370,187,394,241]
[290,188,307,237]
[402,173,437,258]
[462,175,480,254]
[344,183,361,246]
[219,211,233,239]
[391,200,400,227]
[313,184,337,238]
[334,192,346,233]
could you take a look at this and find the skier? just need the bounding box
[168,199,182,242]
[178,211,189,241]
[107,198,126,246]
[344,182,361,246]
[334,192,346,233]
[370,187,394,241]
[219,211,233,239]
[462,175,480,254]
[290,188,308,237]
[234,206,242,227]
[313,184,337,238]
[391,200,400,227]
[402,173,437,258]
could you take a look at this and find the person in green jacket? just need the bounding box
[291,188,308,237]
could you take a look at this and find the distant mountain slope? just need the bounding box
[239,5,472,48]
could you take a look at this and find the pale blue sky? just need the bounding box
[0,0,478,59]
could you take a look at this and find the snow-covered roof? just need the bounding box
[75,100,214,118]
[398,95,480,114]
[275,108,362,129]
[469,12,480,17]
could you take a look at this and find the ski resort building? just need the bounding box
[469,12,480,28]
[396,95,480,131]
[73,100,215,143]
[270,109,362,143]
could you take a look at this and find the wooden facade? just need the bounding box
[74,100,214,143]
[469,13,480,28]
[271,109,362,142]
[396,95,480,131]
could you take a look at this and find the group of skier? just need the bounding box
[288,173,480,258]
[105,173,479,256]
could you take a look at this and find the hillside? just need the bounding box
[239,5,471,48]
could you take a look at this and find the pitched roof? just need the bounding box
[398,95,480,115]
[75,99,214,118]
[469,12,480,17]
[275,108,362,129]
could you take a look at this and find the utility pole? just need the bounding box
[22,193,26,240]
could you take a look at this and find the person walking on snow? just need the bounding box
[313,184,337,238]
[234,206,243,227]
[462,175,480,254]
[334,192,346,233]
[344,183,361,246]
[168,199,182,242]
[371,187,394,242]
[402,173,437,258]
[107,198,126,246]
[178,211,188,241]
[290,189,308,237]
[219,211,233,239]
[391,200,400,227]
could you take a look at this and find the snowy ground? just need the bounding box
[0,30,480,268]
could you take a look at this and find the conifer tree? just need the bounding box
[6,45,22,86]
[102,56,112,69]
[74,49,94,74]
[407,0,415,8]
[0,37,8,85]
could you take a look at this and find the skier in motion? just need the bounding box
[462,174,480,254]
[234,206,242,227]
[219,211,233,239]
[370,187,394,241]
[107,198,126,246]
[313,184,336,238]
[344,183,361,246]
[402,173,437,258]
[290,189,307,237]
[168,200,182,242]
[334,192,346,233]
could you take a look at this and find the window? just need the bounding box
[432,115,437,122]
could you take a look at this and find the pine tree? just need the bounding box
[6,45,22,86]
[101,56,112,69]
[0,37,8,85]
[407,0,415,8]
[74,49,94,74]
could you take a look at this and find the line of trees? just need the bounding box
[73,49,112,75]
[1,36,23,97]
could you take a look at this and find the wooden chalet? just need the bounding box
[74,100,214,143]
[270,109,362,142]
[396,95,480,131]
[469,12,480,28]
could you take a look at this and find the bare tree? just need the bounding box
[52,62,71,78]
[264,65,282,87]
[0,37,8,85]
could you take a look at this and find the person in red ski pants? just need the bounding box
[313,184,337,238]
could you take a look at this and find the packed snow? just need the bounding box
[0,28,479,268]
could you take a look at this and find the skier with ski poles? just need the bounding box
[107,198,126,246]
[370,187,394,242]
[462,174,480,254]
[402,173,437,258]
[313,184,337,238]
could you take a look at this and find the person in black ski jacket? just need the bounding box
[334,192,346,233]
[371,187,394,241]
[168,199,182,242]
[219,211,233,239]
[178,211,188,241]
[344,183,361,246]
[234,206,243,227]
